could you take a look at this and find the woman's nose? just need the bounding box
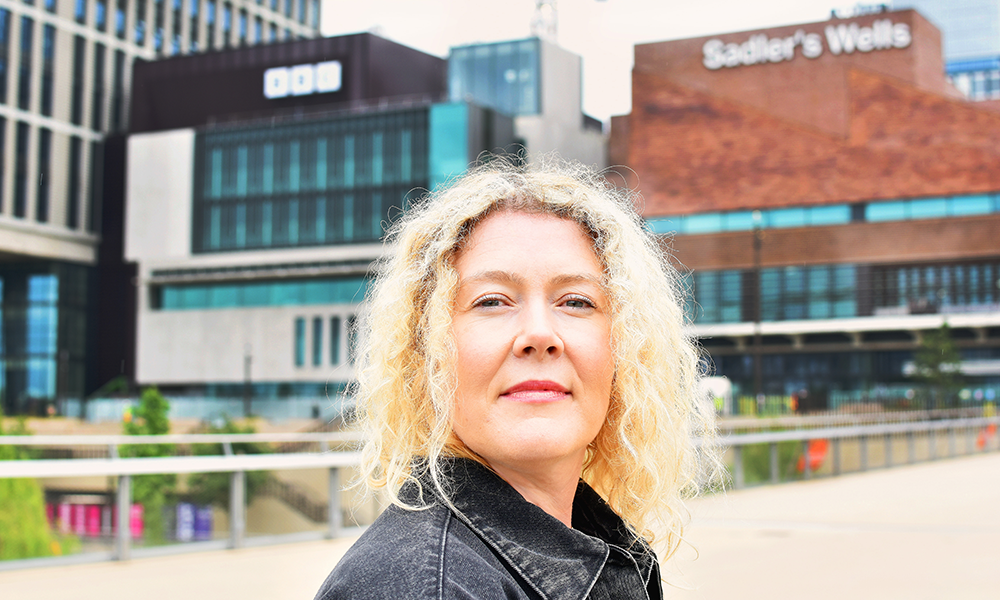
[513,301,564,358]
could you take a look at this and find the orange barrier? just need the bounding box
[976,423,997,451]
[796,438,829,473]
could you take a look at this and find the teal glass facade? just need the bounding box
[193,108,430,253]
[647,192,1000,235]
[449,38,540,116]
[155,276,368,310]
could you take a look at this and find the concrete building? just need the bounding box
[122,32,604,420]
[448,38,606,167]
[0,0,319,415]
[611,9,1000,412]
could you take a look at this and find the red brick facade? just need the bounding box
[612,10,1000,219]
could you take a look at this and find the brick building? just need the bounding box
[611,9,1000,412]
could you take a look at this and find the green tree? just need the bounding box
[121,387,176,544]
[912,323,963,409]
[187,418,269,508]
[0,412,56,560]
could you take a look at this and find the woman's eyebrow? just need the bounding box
[461,271,606,290]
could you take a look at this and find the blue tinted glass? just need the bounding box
[28,274,58,302]
[867,201,907,221]
[950,194,991,216]
[909,198,948,219]
[646,218,678,234]
[685,213,722,234]
[809,205,850,225]
[769,208,806,228]
[722,211,754,231]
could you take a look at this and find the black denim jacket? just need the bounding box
[314,458,662,600]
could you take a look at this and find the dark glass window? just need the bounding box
[40,24,54,117]
[312,316,322,366]
[222,2,231,47]
[269,22,276,42]
[154,0,164,53]
[294,317,305,367]
[297,0,305,23]
[91,43,105,130]
[206,0,215,48]
[189,0,199,51]
[111,50,125,131]
[193,108,429,253]
[96,0,106,30]
[0,9,9,105]
[44,0,56,13]
[67,136,82,228]
[254,16,261,42]
[238,8,246,45]
[135,0,146,44]
[309,0,317,28]
[283,0,291,17]
[36,128,51,223]
[13,121,29,218]
[0,117,6,212]
[17,17,32,111]
[329,316,340,365]
[115,0,126,39]
[71,36,85,124]
[171,0,181,53]
[75,0,87,23]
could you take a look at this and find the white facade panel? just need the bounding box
[136,304,359,385]
[126,128,197,262]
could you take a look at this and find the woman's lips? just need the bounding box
[501,380,569,403]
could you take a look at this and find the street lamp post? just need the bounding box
[243,344,252,418]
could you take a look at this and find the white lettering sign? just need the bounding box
[264,60,342,99]
[702,19,911,70]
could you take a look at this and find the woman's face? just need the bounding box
[450,210,614,476]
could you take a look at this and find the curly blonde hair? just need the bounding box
[352,157,718,556]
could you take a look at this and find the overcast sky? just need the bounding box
[321,0,852,121]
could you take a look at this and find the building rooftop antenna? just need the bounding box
[531,0,558,42]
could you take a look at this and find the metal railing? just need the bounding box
[1,418,998,569]
[718,416,1000,489]
[0,437,363,571]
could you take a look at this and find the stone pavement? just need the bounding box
[2,452,998,600]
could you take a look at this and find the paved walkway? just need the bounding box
[2,452,998,600]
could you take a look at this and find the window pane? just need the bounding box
[867,201,907,221]
[950,194,991,216]
[769,208,806,228]
[909,198,948,219]
[684,213,722,234]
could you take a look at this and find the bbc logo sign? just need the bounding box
[264,60,342,99]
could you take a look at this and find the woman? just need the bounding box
[315,160,718,599]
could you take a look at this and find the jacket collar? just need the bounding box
[427,458,653,600]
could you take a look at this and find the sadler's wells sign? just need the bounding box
[703,19,912,70]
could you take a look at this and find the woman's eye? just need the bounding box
[473,295,506,308]
[563,296,595,309]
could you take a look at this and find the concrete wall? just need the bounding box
[136,305,360,384]
[517,41,606,168]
